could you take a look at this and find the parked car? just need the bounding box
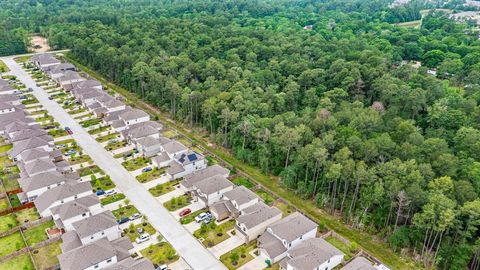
[203,217,213,224]
[117,217,129,224]
[179,208,191,217]
[105,189,117,196]
[142,167,152,173]
[65,126,73,135]
[156,265,168,270]
[28,87,33,92]
[195,212,211,223]
[133,148,139,153]
[43,125,55,130]
[135,233,151,244]
[95,190,105,196]
[48,96,53,100]
[124,152,133,158]
[130,213,142,220]
[137,227,144,234]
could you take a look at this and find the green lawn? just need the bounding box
[15,207,40,224]
[0,232,26,256]
[325,235,355,261]
[22,97,40,105]
[88,125,111,135]
[67,108,86,115]
[106,141,128,151]
[30,109,47,115]
[80,118,102,128]
[136,167,165,183]
[54,138,74,145]
[0,155,11,168]
[32,241,61,270]
[255,189,275,205]
[162,130,177,139]
[232,176,255,189]
[78,165,103,177]
[8,194,21,207]
[0,60,10,73]
[122,157,151,171]
[0,254,34,270]
[24,221,54,247]
[163,194,191,211]
[96,132,119,143]
[112,205,139,219]
[35,115,54,123]
[100,193,125,206]
[0,144,13,153]
[206,155,219,166]
[14,55,31,63]
[140,242,179,266]
[68,154,93,165]
[2,176,20,192]
[48,128,68,138]
[148,179,179,197]
[180,209,208,224]
[220,242,257,270]
[273,200,294,217]
[0,198,9,211]
[194,220,235,247]
[65,54,420,269]
[91,175,116,191]
[74,113,93,120]
[124,222,156,242]
[0,214,18,233]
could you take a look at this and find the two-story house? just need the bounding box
[180,164,230,192]
[165,151,207,180]
[210,186,260,221]
[191,175,234,206]
[51,194,102,230]
[17,171,71,202]
[235,202,282,243]
[280,238,344,270]
[72,211,121,245]
[35,181,93,217]
[118,109,149,127]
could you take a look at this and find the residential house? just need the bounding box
[191,175,234,206]
[97,96,125,113]
[258,212,318,263]
[51,194,102,230]
[152,152,172,168]
[118,109,149,126]
[8,136,52,160]
[235,202,282,243]
[72,211,121,245]
[136,136,166,157]
[103,108,132,125]
[17,171,71,202]
[341,257,377,270]
[31,53,61,70]
[19,158,57,177]
[34,181,93,217]
[280,238,344,270]
[0,84,18,95]
[72,88,105,106]
[57,71,86,90]
[104,257,155,270]
[122,125,160,143]
[48,63,76,79]
[166,151,207,180]
[72,79,103,91]
[8,128,47,143]
[0,93,23,105]
[58,237,133,270]
[180,164,230,191]
[210,186,260,220]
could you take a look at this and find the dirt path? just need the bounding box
[29,35,50,53]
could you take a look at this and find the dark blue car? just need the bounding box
[96,190,105,196]
[117,217,129,224]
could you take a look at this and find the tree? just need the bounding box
[422,50,446,68]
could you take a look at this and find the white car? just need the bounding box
[105,189,117,196]
[157,265,168,270]
[130,213,142,220]
[195,212,210,223]
[135,233,150,244]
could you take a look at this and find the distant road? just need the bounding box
[1,56,227,270]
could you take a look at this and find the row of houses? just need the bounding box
[24,54,155,270]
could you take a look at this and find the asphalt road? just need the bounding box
[1,56,227,270]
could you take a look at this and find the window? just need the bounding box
[107,259,112,263]
[74,195,78,199]
[82,213,86,217]
[101,232,105,235]
[91,236,94,239]
[60,200,64,203]
[94,265,99,269]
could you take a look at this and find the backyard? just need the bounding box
[231,176,255,189]
[325,235,356,261]
[121,156,151,171]
[0,143,13,153]
[0,232,26,256]
[148,179,179,197]
[16,207,40,224]
[0,254,34,270]
[23,221,54,247]
[0,214,18,233]
[163,194,191,211]
[140,242,179,266]
[136,167,165,183]
[194,219,236,247]
[32,241,62,270]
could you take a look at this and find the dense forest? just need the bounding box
[2,0,480,269]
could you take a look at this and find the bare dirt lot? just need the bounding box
[29,35,50,53]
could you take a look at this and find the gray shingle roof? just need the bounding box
[341,257,377,270]
[162,140,187,155]
[258,231,286,259]
[269,212,318,243]
[51,194,99,221]
[237,202,281,229]
[128,125,158,139]
[104,257,155,270]
[193,175,233,195]
[166,161,185,175]
[58,71,83,83]
[50,63,75,74]
[285,238,344,270]
[223,186,259,206]
[9,128,47,143]
[73,79,102,89]
[18,171,66,192]
[58,237,132,270]
[9,137,50,157]
[72,211,117,239]
[22,159,56,176]
[18,148,49,162]
[4,120,32,134]
[152,152,170,164]
[111,119,126,129]
[60,231,82,253]
[119,109,149,121]
[181,165,229,189]
[137,136,162,148]
[34,181,92,213]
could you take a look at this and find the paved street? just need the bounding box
[1,56,227,270]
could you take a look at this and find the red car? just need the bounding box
[179,208,191,217]
[65,127,73,135]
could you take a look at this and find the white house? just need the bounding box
[180,164,230,191]
[341,257,377,270]
[258,212,318,263]
[281,238,344,270]
[34,181,93,217]
[31,54,61,70]
[72,211,121,245]
[72,79,103,91]
[118,109,149,126]
[191,175,234,206]
[235,202,282,243]
[51,194,102,230]
[17,171,70,202]
[210,186,260,220]
[165,151,207,180]
[57,71,86,90]
[48,63,76,79]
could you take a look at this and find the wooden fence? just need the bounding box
[0,216,52,238]
[0,202,34,217]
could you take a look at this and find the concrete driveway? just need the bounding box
[171,201,205,220]
[157,187,186,203]
[184,221,201,234]
[208,234,244,259]
[237,252,268,270]
[1,57,226,270]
